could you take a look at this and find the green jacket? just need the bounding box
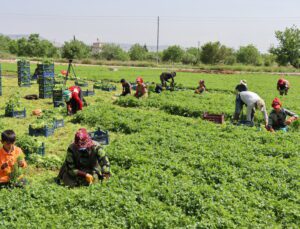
[58,141,110,187]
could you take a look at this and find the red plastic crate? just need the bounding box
[203,112,225,124]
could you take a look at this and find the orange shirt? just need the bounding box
[0,146,27,183]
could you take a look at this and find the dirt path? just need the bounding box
[1,58,300,76]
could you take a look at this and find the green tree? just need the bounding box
[181,52,197,65]
[270,25,300,68]
[200,42,234,65]
[162,45,184,62]
[0,35,11,52]
[8,34,58,58]
[129,44,148,61]
[236,45,262,65]
[100,44,129,61]
[62,39,90,59]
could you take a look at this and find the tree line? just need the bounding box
[0,26,299,68]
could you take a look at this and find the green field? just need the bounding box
[0,62,299,228]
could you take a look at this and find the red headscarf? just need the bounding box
[272,97,282,109]
[74,128,94,149]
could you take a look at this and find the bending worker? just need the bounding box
[277,78,290,96]
[233,91,268,125]
[63,86,86,115]
[160,72,176,88]
[56,128,111,187]
[266,98,298,132]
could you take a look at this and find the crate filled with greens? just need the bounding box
[16,136,45,157]
[38,62,55,99]
[75,79,88,87]
[4,93,26,118]
[52,85,65,107]
[17,59,31,87]
[82,89,95,97]
[93,82,116,91]
[29,109,64,137]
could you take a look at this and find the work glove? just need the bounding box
[85,173,94,184]
[102,172,111,180]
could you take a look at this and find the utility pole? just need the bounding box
[156,16,160,65]
[197,41,201,63]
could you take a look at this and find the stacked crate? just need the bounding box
[52,88,65,107]
[17,60,31,87]
[0,64,2,96]
[38,63,54,99]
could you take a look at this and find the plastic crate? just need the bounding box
[82,89,95,97]
[89,128,109,145]
[5,107,26,118]
[54,119,64,129]
[37,64,54,73]
[29,124,55,137]
[202,112,224,124]
[53,101,65,108]
[101,86,117,92]
[39,93,52,99]
[75,81,88,87]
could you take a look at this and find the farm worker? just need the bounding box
[56,128,111,187]
[233,91,268,124]
[160,72,176,88]
[0,130,27,188]
[266,98,298,132]
[155,84,163,93]
[134,77,148,98]
[63,86,85,115]
[195,80,207,94]
[235,80,248,93]
[277,78,290,96]
[120,79,132,96]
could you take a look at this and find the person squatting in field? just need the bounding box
[195,80,207,94]
[120,79,132,96]
[160,72,176,88]
[233,91,268,125]
[63,86,87,115]
[134,77,148,98]
[266,98,298,132]
[56,128,111,187]
[0,130,27,188]
[277,78,290,96]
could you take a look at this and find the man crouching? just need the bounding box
[57,128,110,187]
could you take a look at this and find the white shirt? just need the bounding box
[239,91,268,122]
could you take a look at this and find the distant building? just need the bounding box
[92,38,103,54]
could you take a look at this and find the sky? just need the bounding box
[0,0,300,52]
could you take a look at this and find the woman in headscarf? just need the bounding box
[56,128,111,187]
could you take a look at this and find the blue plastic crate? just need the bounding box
[101,87,116,92]
[29,124,55,137]
[5,107,26,118]
[75,81,88,87]
[82,89,95,97]
[53,101,65,108]
[54,119,64,129]
[39,93,52,99]
[89,128,109,145]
